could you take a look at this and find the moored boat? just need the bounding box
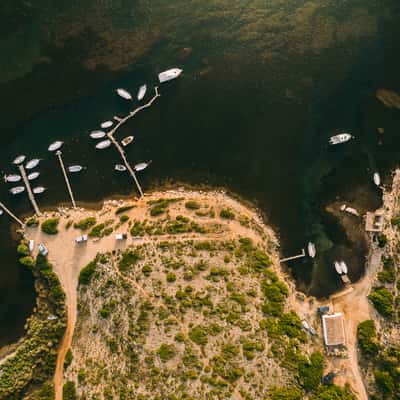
[134,160,152,171]
[329,133,353,145]
[4,174,21,183]
[307,242,316,258]
[373,172,381,187]
[68,165,84,173]
[158,68,183,83]
[95,140,112,149]
[48,141,63,152]
[340,261,348,275]
[121,136,134,147]
[0,209,3,216]
[10,186,25,195]
[101,121,113,129]
[116,88,132,100]
[90,130,106,139]
[33,186,46,194]
[25,159,41,170]
[13,155,26,165]
[115,164,127,172]
[334,261,343,274]
[27,171,40,181]
[137,84,147,100]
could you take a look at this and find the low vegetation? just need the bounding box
[41,218,60,235]
[74,217,97,230]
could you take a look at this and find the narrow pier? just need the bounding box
[56,151,77,208]
[107,86,161,197]
[0,201,24,227]
[18,164,41,216]
[279,248,306,263]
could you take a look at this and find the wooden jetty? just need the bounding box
[107,86,161,197]
[18,164,41,216]
[0,201,24,227]
[56,151,76,208]
[279,248,306,263]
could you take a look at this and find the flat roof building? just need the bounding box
[322,313,346,347]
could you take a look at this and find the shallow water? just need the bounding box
[0,0,399,346]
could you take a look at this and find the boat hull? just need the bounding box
[158,68,183,83]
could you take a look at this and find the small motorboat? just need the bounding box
[4,174,21,183]
[158,68,183,83]
[115,164,127,172]
[0,209,3,216]
[33,186,46,194]
[68,165,84,173]
[25,159,41,170]
[95,140,112,150]
[121,136,134,147]
[101,121,113,129]
[373,172,381,187]
[116,88,132,100]
[48,141,63,152]
[307,242,316,258]
[334,261,343,275]
[340,261,348,275]
[10,186,25,195]
[340,204,359,217]
[134,160,152,171]
[90,130,106,139]
[137,84,147,100]
[329,133,353,145]
[29,240,34,253]
[13,155,26,165]
[27,171,40,181]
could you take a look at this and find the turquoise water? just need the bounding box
[0,0,399,346]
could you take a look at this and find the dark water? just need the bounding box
[1,0,400,346]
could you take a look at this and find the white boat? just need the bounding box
[158,68,183,83]
[27,172,40,181]
[121,136,134,147]
[4,174,21,183]
[68,165,83,173]
[25,159,41,169]
[340,261,348,275]
[329,133,353,145]
[137,84,147,100]
[373,172,381,187]
[334,261,343,275]
[95,140,112,149]
[116,88,132,100]
[115,164,127,172]
[90,130,106,139]
[0,209,3,216]
[38,243,48,256]
[340,204,359,216]
[33,186,46,194]
[13,155,26,165]
[48,141,63,152]
[29,240,34,253]
[101,121,113,129]
[307,242,316,258]
[10,186,25,195]
[134,160,152,171]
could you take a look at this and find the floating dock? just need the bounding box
[18,164,41,216]
[279,249,306,263]
[55,151,77,208]
[0,201,24,227]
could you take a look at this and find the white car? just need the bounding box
[38,243,48,256]
[75,235,88,244]
[115,233,128,241]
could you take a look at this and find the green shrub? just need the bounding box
[74,217,96,230]
[118,250,141,272]
[157,344,176,362]
[368,287,394,318]
[64,349,73,369]
[377,234,388,248]
[115,205,135,215]
[119,214,129,223]
[62,381,77,400]
[377,269,395,283]
[219,209,235,220]
[310,384,356,400]
[41,218,59,235]
[17,243,30,255]
[19,256,35,267]
[375,370,394,396]
[269,386,303,400]
[130,221,145,236]
[88,223,105,237]
[189,326,208,346]
[166,272,177,283]
[79,260,97,285]
[26,217,39,227]
[29,382,55,399]
[298,352,324,392]
[148,198,181,216]
[142,265,152,276]
[357,320,380,357]
[185,201,201,210]
[99,307,110,318]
